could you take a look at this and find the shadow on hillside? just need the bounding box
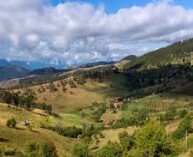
[15,127,26,130]
[122,63,193,98]
[0,137,9,142]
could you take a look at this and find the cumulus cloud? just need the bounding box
[0,0,193,66]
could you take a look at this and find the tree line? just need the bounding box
[0,90,52,113]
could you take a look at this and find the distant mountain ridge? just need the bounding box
[0,66,29,81]
[0,59,65,70]
[0,54,136,83]
[28,67,68,76]
[0,59,10,67]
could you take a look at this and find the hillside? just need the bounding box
[115,55,137,69]
[78,61,115,68]
[28,67,67,76]
[0,103,80,156]
[123,39,193,71]
[0,66,29,81]
[15,74,130,113]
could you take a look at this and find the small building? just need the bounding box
[21,120,30,126]
[113,100,123,109]
[103,121,110,128]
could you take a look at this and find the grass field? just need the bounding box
[122,93,193,119]
[90,127,139,151]
[16,74,130,113]
[0,103,81,156]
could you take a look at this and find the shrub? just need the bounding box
[179,109,188,118]
[62,87,67,93]
[73,143,90,157]
[118,131,134,151]
[49,82,57,92]
[132,120,177,157]
[97,141,122,157]
[4,149,16,156]
[173,115,192,139]
[6,118,17,128]
[25,141,40,157]
[162,109,177,121]
[40,125,82,138]
[41,142,58,157]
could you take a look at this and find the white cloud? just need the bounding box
[0,0,193,66]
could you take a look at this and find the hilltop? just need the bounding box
[123,39,193,71]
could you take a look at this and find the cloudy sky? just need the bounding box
[0,0,193,66]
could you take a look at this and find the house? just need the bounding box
[103,121,110,128]
[113,100,123,108]
[21,120,30,126]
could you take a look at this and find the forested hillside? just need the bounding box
[123,38,193,71]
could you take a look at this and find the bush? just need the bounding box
[173,115,192,139]
[26,141,39,153]
[25,141,40,156]
[73,143,90,157]
[179,109,188,118]
[49,82,57,92]
[41,142,58,157]
[161,109,177,121]
[40,125,82,138]
[118,131,134,151]
[6,118,17,128]
[4,149,16,156]
[132,120,177,157]
[97,141,122,157]
[69,80,77,88]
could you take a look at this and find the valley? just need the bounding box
[1,39,193,156]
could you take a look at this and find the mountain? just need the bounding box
[28,67,67,76]
[0,59,9,67]
[0,59,65,70]
[0,66,29,81]
[121,55,137,61]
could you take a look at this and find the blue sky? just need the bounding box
[50,0,193,13]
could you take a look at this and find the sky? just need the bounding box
[0,0,193,66]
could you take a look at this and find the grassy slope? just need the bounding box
[0,103,79,157]
[90,127,139,151]
[16,74,130,113]
[90,119,181,152]
[122,93,193,119]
